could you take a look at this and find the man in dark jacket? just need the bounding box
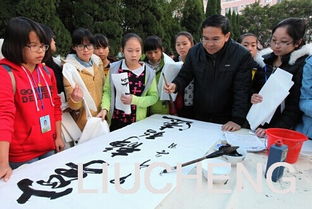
[165,15,254,131]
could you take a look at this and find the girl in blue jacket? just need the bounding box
[296,56,312,139]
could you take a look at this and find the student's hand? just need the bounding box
[251,93,263,104]
[97,109,108,120]
[55,135,65,152]
[0,162,12,182]
[164,83,176,94]
[121,94,132,105]
[221,121,241,132]
[71,85,83,102]
[255,128,266,138]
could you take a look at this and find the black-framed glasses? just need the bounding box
[76,44,94,50]
[270,39,293,47]
[26,44,49,52]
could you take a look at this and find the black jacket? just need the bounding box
[253,49,308,129]
[173,39,253,125]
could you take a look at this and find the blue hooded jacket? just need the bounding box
[296,55,312,139]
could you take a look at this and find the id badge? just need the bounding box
[40,115,51,133]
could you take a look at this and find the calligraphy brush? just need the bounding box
[162,72,177,115]
[160,145,239,174]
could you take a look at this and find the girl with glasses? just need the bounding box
[0,17,64,180]
[63,28,105,131]
[250,18,311,138]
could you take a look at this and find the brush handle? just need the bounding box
[179,156,207,168]
[178,150,224,168]
[162,72,177,115]
[161,146,238,174]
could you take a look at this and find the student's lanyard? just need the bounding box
[21,66,54,111]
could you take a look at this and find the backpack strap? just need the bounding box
[0,64,49,95]
[1,64,16,94]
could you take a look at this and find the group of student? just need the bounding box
[0,14,311,181]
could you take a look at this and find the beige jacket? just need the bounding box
[63,54,105,130]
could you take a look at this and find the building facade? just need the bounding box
[204,0,283,15]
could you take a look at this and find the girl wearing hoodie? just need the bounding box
[0,17,64,181]
[296,56,312,139]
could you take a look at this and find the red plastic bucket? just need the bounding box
[266,128,308,163]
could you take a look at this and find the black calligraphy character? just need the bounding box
[53,161,103,181]
[140,129,165,139]
[161,116,192,131]
[103,147,113,152]
[111,142,142,157]
[121,77,129,87]
[16,179,72,204]
[103,136,142,157]
[103,136,140,152]
[36,174,72,188]
[103,139,130,152]
[168,143,177,149]
[155,150,170,157]
[16,160,107,204]
[139,159,151,169]
[140,129,156,137]
[63,160,107,174]
[146,131,165,139]
[110,173,132,184]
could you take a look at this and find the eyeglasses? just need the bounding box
[200,37,221,45]
[26,44,49,52]
[270,39,293,47]
[76,44,94,50]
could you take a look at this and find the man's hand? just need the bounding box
[255,128,266,138]
[251,93,263,104]
[164,83,176,94]
[221,121,241,132]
